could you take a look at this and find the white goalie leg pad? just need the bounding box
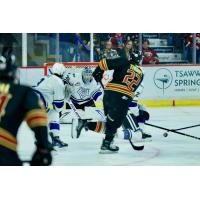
[48,109,60,137]
[59,109,86,123]
[60,109,76,123]
[71,118,78,138]
[84,107,106,122]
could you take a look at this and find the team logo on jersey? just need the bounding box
[153,68,173,94]
[77,87,90,99]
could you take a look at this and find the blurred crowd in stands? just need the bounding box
[0,33,200,66]
[74,33,200,64]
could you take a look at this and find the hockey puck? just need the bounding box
[163,132,168,137]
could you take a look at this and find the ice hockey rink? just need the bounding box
[17,106,200,166]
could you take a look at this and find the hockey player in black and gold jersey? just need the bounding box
[93,52,144,153]
[0,50,52,166]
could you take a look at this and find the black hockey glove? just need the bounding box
[92,66,104,83]
[30,144,53,166]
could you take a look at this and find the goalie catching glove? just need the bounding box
[92,66,104,83]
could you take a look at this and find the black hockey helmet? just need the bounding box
[129,50,143,65]
[0,53,17,80]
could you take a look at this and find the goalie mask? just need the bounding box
[82,67,93,84]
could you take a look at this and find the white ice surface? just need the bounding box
[17,106,200,166]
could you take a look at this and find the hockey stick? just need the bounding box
[164,123,200,132]
[145,122,200,140]
[68,100,82,119]
[68,100,92,121]
[128,139,144,151]
[162,123,200,137]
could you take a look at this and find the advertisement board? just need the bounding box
[19,65,200,101]
[141,65,200,100]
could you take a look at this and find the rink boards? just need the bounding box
[19,64,200,107]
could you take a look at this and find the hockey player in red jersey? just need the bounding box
[0,48,52,166]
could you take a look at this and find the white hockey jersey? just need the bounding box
[33,74,65,111]
[65,72,102,105]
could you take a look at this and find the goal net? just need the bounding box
[44,62,98,76]
[44,61,113,85]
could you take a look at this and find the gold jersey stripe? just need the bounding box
[28,119,48,128]
[105,87,133,98]
[106,83,131,91]
[99,60,104,70]
[0,128,16,142]
[0,128,17,151]
[99,59,108,71]
[0,137,16,151]
[105,83,134,98]
[102,59,108,70]
[25,109,47,120]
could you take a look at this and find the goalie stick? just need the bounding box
[68,100,92,138]
[68,100,82,119]
[145,122,200,141]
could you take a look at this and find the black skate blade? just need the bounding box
[128,139,144,151]
[99,150,119,154]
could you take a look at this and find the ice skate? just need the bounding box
[50,132,68,148]
[99,139,119,154]
[141,130,152,142]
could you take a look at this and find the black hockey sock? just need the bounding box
[87,122,97,131]
[105,134,114,142]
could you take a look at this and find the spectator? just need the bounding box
[73,33,90,62]
[96,33,111,43]
[100,40,119,59]
[142,39,159,64]
[93,45,101,62]
[111,33,124,49]
[124,33,139,48]
[118,40,133,60]
[184,33,200,63]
